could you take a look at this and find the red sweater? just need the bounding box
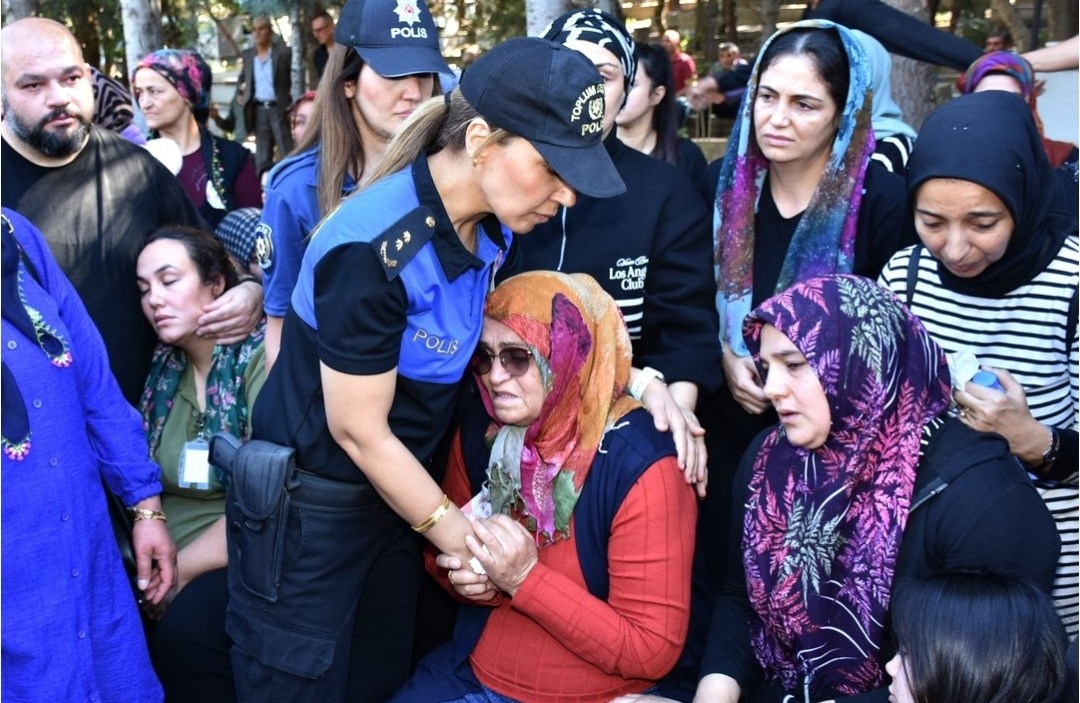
[436,436,697,703]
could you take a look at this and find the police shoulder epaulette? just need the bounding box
[369,206,438,280]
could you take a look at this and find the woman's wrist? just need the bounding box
[129,496,166,522]
[628,366,666,401]
[1012,421,1054,467]
[1015,422,1058,472]
[668,380,699,411]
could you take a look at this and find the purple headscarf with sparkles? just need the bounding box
[741,275,951,697]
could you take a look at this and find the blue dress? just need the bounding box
[1,209,164,702]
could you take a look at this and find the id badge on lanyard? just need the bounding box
[178,413,211,490]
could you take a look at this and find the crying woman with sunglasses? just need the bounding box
[391,271,699,703]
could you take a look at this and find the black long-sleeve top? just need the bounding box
[807,0,982,71]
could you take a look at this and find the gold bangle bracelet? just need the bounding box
[127,506,167,522]
[411,494,450,534]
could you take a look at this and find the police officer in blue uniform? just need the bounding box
[258,0,449,369]
[228,38,625,702]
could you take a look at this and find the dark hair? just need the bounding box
[288,90,317,119]
[891,572,1067,703]
[987,28,1013,46]
[143,226,239,292]
[312,10,332,24]
[757,27,850,115]
[634,42,680,166]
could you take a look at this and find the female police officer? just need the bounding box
[259,0,449,368]
[226,38,625,703]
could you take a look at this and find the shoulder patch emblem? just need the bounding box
[254,222,274,269]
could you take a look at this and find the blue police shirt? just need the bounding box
[252,154,511,483]
[258,147,357,317]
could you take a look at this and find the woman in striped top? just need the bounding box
[880,91,1078,635]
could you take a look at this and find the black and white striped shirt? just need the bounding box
[881,238,1078,435]
[880,236,1079,635]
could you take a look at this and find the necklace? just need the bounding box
[208,136,228,208]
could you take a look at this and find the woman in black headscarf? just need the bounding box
[880,90,1078,636]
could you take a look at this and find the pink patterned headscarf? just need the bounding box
[133,49,212,122]
[741,275,951,697]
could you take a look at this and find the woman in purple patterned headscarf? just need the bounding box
[693,274,1059,703]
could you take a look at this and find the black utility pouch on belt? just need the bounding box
[211,432,299,603]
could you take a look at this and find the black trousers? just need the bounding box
[152,568,235,703]
[227,471,422,703]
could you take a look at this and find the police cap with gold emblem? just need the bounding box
[459,37,625,199]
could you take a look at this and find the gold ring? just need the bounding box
[959,407,968,418]
[447,570,455,585]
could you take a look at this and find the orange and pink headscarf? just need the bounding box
[478,271,638,546]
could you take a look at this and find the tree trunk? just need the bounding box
[760,0,779,39]
[289,3,304,97]
[1046,0,1079,42]
[72,0,102,69]
[926,0,940,24]
[526,0,570,36]
[695,0,720,62]
[652,0,667,33]
[723,0,737,41]
[202,0,241,58]
[879,0,937,129]
[2,0,39,21]
[119,0,162,75]
[989,0,1030,48]
[597,0,621,20]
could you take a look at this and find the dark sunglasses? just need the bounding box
[471,346,532,377]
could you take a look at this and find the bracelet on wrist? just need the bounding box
[1020,425,1060,473]
[412,494,450,534]
[127,506,167,523]
[237,275,261,286]
[628,366,665,401]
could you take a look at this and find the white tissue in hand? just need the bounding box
[468,544,492,575]
[946,350,980,389]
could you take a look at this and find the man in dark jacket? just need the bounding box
[237,15,293,173]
